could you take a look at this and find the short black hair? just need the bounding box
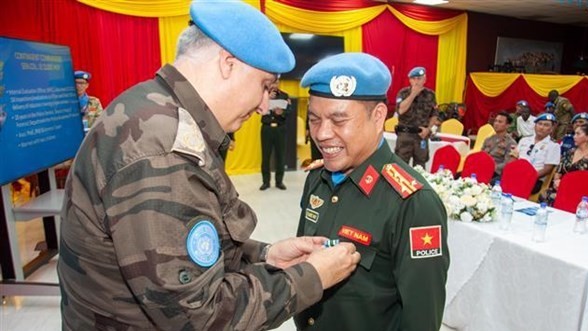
[496,111,513,124]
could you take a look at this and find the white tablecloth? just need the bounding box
[384,132,470,171]
[444,198,588,331]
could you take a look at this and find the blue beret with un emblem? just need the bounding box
[534,112,557,123]
[517,100,528,107]
[190,0,295,74]
[300,52,391,100]
[408,66,426,78]
[544,101,555,109]
[572,112,588,123]
[74,70,91,81]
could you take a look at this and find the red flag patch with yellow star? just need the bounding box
[381,163,423,199]
[409,225,442,259]
[358,165,380,197]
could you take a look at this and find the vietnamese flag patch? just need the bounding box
[409,225,442,259]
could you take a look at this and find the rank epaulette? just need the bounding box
[381,163,423,199]
[303,159,324,172]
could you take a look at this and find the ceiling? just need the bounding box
[375,0,588,26]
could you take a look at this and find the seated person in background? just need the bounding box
[544,101,555,114]
[543,123,588,205]
[482,111,517,184]
[512,100,536,141]
[560,112,587,156]
[511,113,560,194]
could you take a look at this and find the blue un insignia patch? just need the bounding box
[186,220,220,267]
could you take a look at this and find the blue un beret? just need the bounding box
[300,53,391,100]
[74,70,91,81]
[517,100,528,107]
[544,101,555,109]
[572,112,588,123]
[534,112,557,123]
[408,66,426,78]
[190,0,294,74]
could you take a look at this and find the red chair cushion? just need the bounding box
[554,171,588,213]
[431,145,461,175]
[501,159,538,199]
[461,151,496,184]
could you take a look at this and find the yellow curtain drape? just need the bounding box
[388,7,467,103]
[470,73,521,97]
[470,73,585,97]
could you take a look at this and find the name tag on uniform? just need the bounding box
[305,208,319,223]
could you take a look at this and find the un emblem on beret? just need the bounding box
[186,220,220,267]
[330,75,356,97]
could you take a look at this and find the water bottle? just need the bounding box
[532,202,548,242]
[437,164,445,174]
[491,181,502,220]
[499,193,513,230]
[574,196,588,234]
[471,173,478,184]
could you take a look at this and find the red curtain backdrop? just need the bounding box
[275,0,379,11]
[392,3,462,21]
[362,10,439,106]
[463,76,588,132]
[0,0,161,107]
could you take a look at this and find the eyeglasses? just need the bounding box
[527,144,535,156]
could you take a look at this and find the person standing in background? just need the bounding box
[548,89,575,141]
[394,66,438,168]
[58,2,361,330]
[260,86,290,190]
[74,70,103,129]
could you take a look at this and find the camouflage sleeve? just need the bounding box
[241,239,268,263]
[103,155,322,331]
[429,90,439,118]
[392,189,449,331]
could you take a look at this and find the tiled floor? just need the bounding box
[1,171,453,331]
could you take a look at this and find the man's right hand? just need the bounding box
[306,243,361,289]
[410,84,424,97]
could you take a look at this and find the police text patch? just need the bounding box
[409,225,442,259]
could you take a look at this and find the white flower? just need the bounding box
[460,212,474,222]
[470,185,483,196]
[460,195,477,207]
[477,201,489,214]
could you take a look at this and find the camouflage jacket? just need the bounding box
[58,64,322,331]
[83,95,104,128]
[553,96,575,141]
[396,87,438,128]
[481,133,517,175]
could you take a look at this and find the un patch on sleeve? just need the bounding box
[186,220,220,267]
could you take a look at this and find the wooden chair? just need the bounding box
[553,171,588,213]
[501,159,538,199]
[384,117,398,132]
[440,119,464,136]
[471,123,495,153]
[461,151,496,184]
[528,167,556,202]
[430,145,461,175]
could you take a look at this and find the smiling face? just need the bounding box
[308,96,386,175]
[75,78,89,96]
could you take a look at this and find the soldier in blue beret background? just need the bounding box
[560,112,588,155]
[295,52,449,331]
[58,1,361,330]
[512,113,560,193]
[394,66,438,167]
[545,101,555,114]
[74,69,103,130]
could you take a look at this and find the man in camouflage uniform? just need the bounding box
[74,70,103,129]
[296,53,449,331]
[57,2,360,330]
[395,66,438,167]
[548,89,575,141]
[482,111,517,183]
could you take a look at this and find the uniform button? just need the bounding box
[331,196,339,203]
[178,270,192,284]
[308,317,315,326]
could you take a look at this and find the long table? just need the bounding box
[384,132,470,171]
[444,198,588,331]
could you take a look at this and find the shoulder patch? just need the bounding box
[172,107,206,166]
[381,163,423,199]
[410,225,442,259]
[186,220,220,267]
[303,159,324,172]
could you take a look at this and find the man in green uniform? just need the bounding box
[295,52,449,331]
[482,111,517,183]
[57,2,361,330]
[548,89,575,141]
[395,66,438,167]
[260,87,290,190]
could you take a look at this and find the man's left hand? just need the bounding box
[266,236,327,269]
[418,127,430,139]
[273,108,284,115]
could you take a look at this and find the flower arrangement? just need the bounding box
[414,166,497,222]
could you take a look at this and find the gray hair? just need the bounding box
[175,25,219,61]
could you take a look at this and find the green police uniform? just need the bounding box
[295,142,449,331]
[553,95,575,141]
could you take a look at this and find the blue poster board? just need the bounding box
[0,37,84,186]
